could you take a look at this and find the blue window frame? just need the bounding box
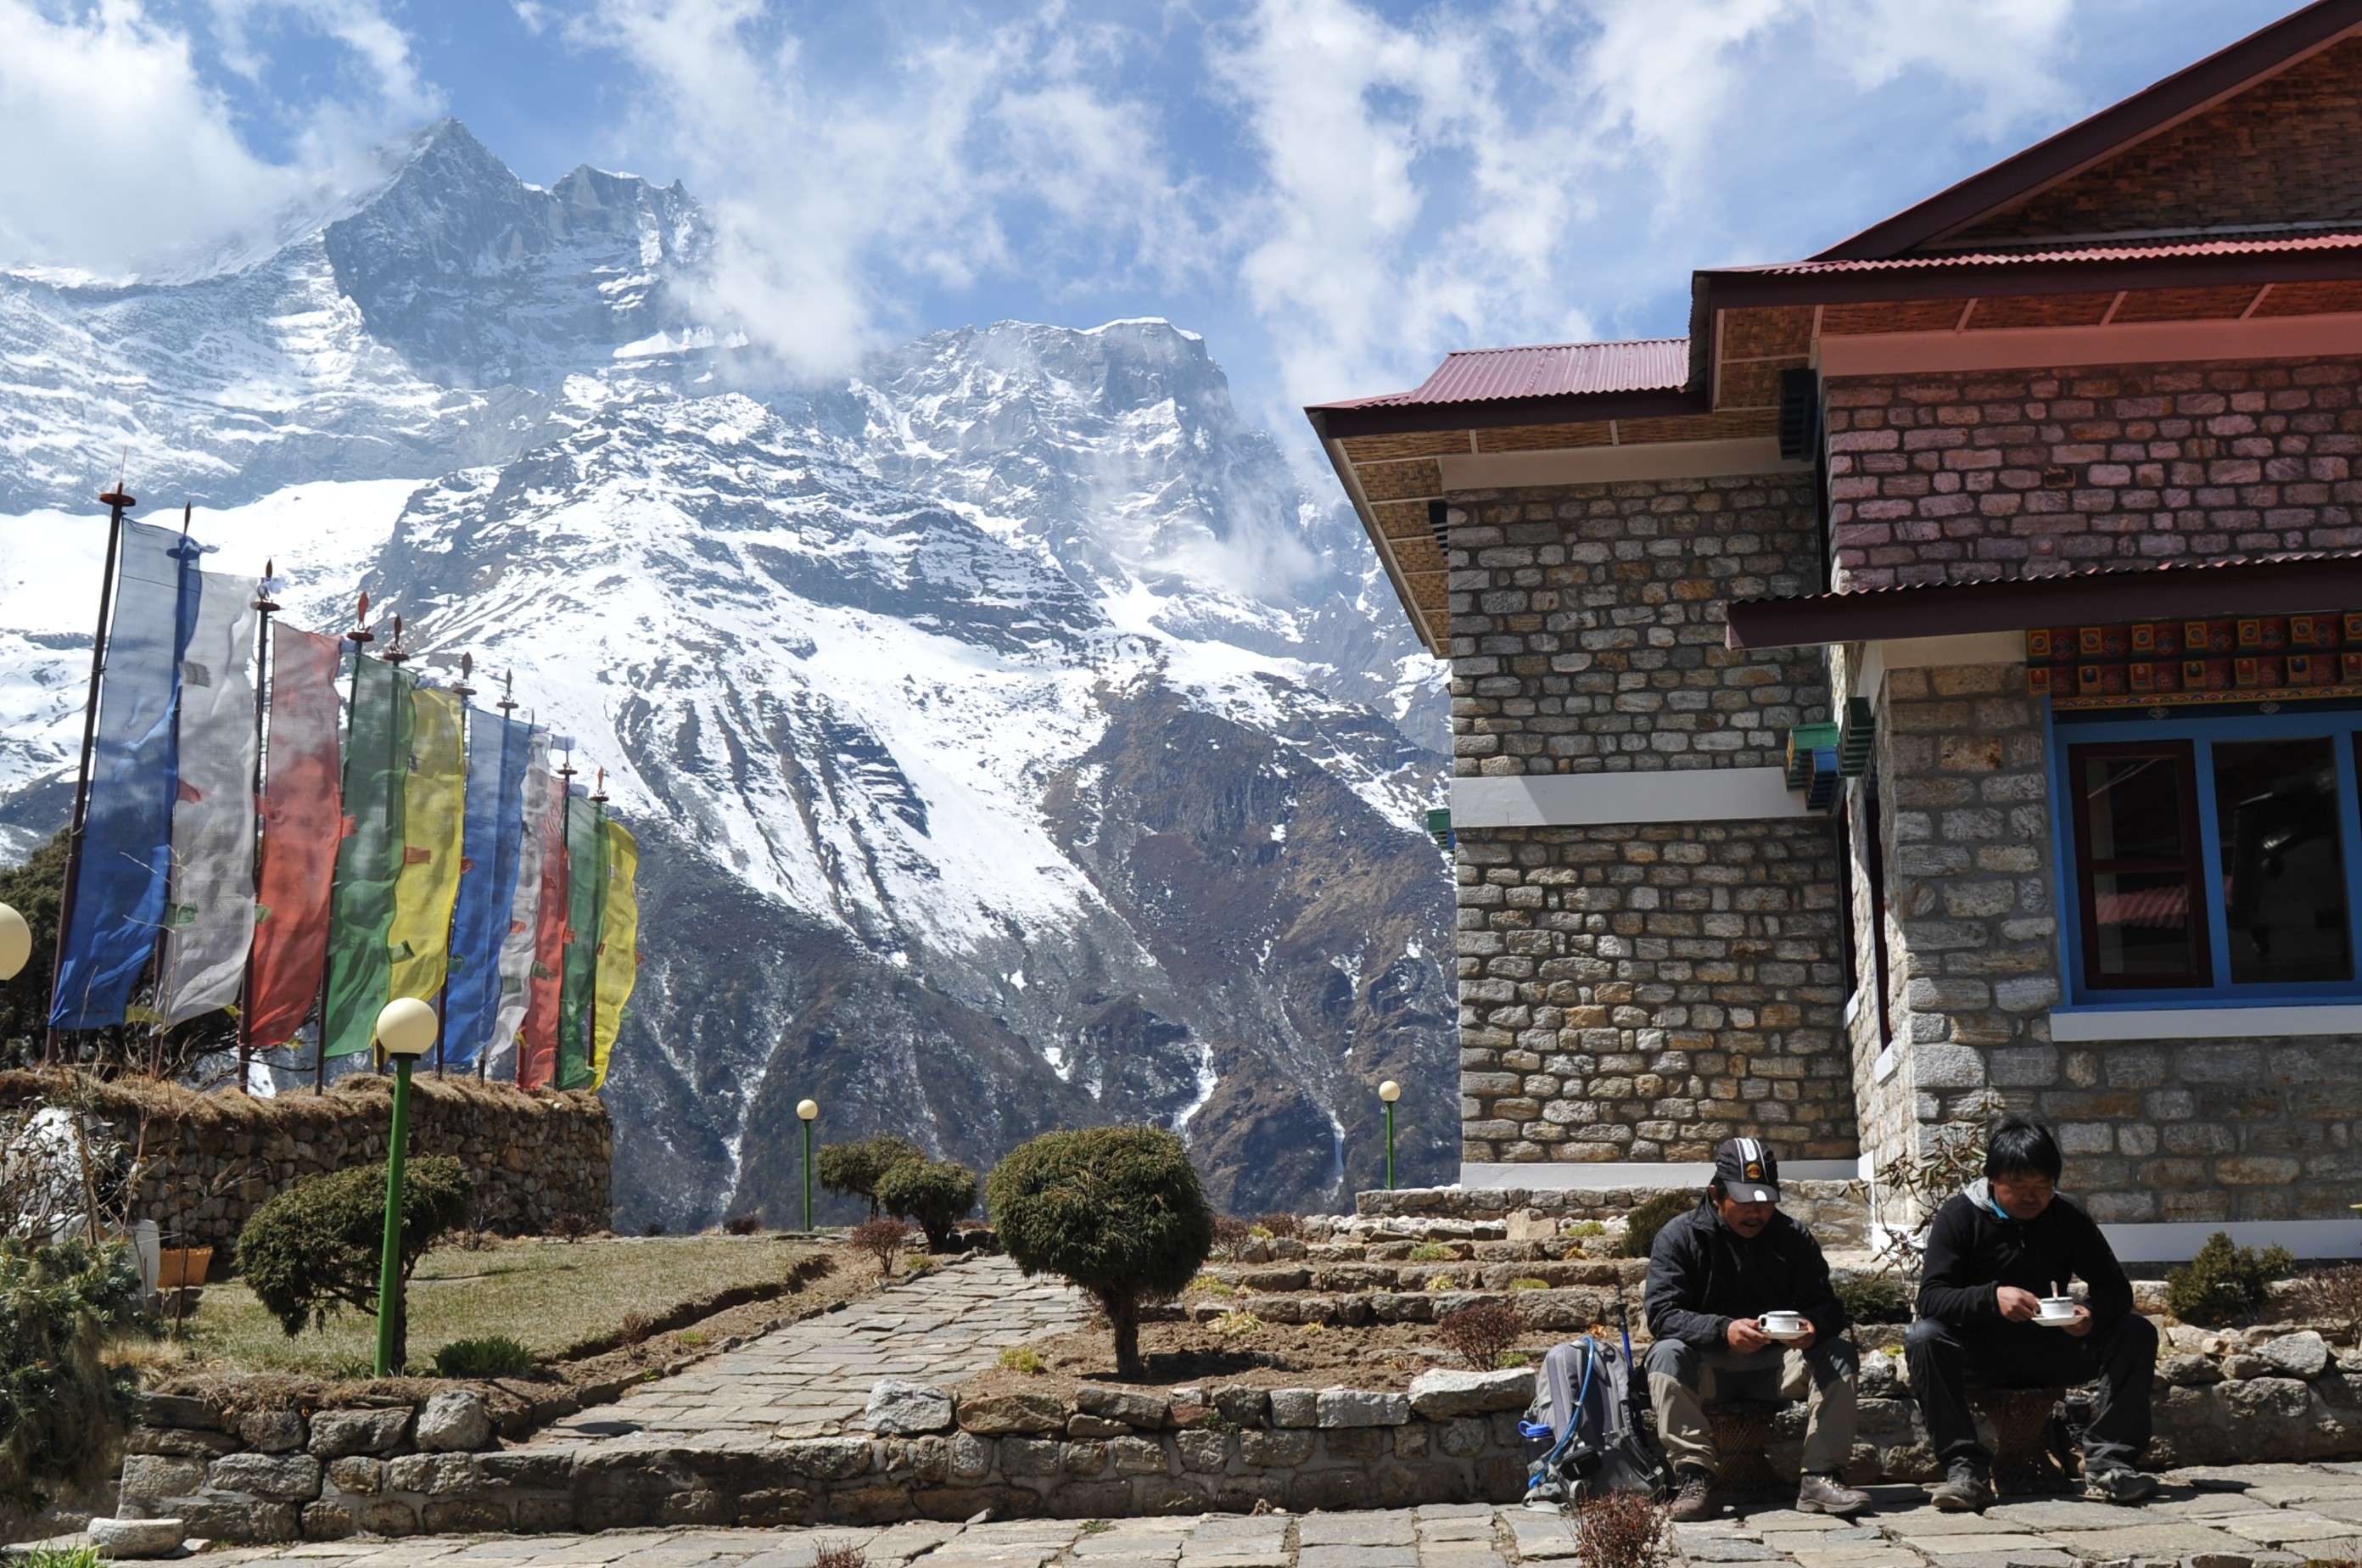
[2050,705,2362,1005]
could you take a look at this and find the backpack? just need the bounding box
[1520,1336,1669,1504]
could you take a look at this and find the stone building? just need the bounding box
[1309,0,2362,1261]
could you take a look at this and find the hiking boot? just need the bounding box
[2084,1464,2158,1504]
[1667,1467,1717,1522]
[1796,1471,1873,1517]
[1930,1460,1993,1514]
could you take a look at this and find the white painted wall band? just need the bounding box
[1451,768,1809,828]
[1436,438,1809,492]
[2050,1003,2362,1040]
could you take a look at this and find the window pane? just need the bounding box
[2078,751,2201,983]
[2214,737,2351,984]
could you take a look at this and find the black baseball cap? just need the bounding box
[1713,1137,1781,1204]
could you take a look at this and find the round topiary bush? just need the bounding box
[876,1158,978,1252]
[815,1134,921,1218]
[236,1155,475,1372]
[1620,1190,1697,1259]
[986,1126,1215,1377]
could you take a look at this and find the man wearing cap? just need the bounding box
[1643,1137,1871,1522]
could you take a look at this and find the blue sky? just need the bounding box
[0,0,2312,437]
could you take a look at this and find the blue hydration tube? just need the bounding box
[1523,1347,1596,1492]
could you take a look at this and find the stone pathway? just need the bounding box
[538,1254,1089,1448]
[196,1463,2362,1567]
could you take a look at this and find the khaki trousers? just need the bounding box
[1643,1336,1858,1477]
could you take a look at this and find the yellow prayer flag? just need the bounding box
[389,687,466,1002]
[591,818,639,1090]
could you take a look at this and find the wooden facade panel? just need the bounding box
[1721,305,1814,360]
[1370,499,1434,540]
[1717,355,1809,411]
[1966,292,2117,329]
[1389,533,1447,577]
[1819,299,1971,335]
[2109,284,2262,322]
[1615,409,1778,444]
[1356,457,1444,501]
[1337,430,1473,462]
[2253,279,2362,316]
[1473,421,1615,453]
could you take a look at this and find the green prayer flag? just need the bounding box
[322,658,415,1059]
[556,793,605,1089]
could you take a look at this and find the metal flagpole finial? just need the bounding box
[255,557,281,613]
[348,592,375,647]
[497,669,517,713]
[452,651,475,699]
[591,767,607,804]
[180,501,192,535]
[383,613,409,665]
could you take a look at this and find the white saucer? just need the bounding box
[1762,1326,1811,1342]
[2034,1313,2079,1327]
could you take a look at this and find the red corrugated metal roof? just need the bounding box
[1316,338,1690,409]
[1747,230,2362,276]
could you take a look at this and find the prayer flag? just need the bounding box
[246,628,344,1047]
[490,731,553,1079]
[50,522,201,1030]
[590,817,637,1091]
[556,792,604,1090]
[388,686,464,1005]
[518,768,569,1089]
[159,569,260,1024]
[442,708,532,1068]
[322,658,412,1059]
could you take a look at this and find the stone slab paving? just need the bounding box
[538,1255,1089,1448]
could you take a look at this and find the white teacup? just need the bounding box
[1760,1310,1806,1337]
[2035,1295,2079,1324]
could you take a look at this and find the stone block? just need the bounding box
[384,1453,476,1496]
[1212,1386,1269,1428]
[308,1406,411,1458]
[1001,1436,1061,1476]
[1318,1388,1411,1426]
[779,1436,872,1480]
[1076,1384,1171,1429]
[126,1425,241,1458]
[949,1431,993,1479]
[299,1500,357,1540]
[120,1453,207,1501]
[137,1394,223,1431]
[359,1498,423,1536]
[326,1456,386,1494]
[423,1498,512,1532]
[2258,1331,2331,1380]
[177,1498,301,1543]
[475,1451,574,1490]
[956,1391,1066,1434]
[1060,1439,1106,1475]
[415,1388,493,1452]
[87,1516,184,1558]
[1177,1430,1231,1472]
[866,1379,955,1435]
[1269,1388,1318,1428]
[1066,1414,1128,1437]
[238,1409,307,1453]
[206,1452,322,1502]
[1109,1436,1171,1475]
[1239,1429,1315,1467]
[1409,1368,1533,1418]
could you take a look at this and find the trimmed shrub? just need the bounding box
[235,1156,474,1372]
[1438,1300,1526,1371]
[1254,1212,1303,1239]
[987,1125,1215,1377]
[849,1218,913,1276]
[1620,1191,1695,1259]
[1575,1490,1671,1568]
[723,1213,763,1236]
[1833,1274,1911,1324]
[2283,1263,2362,1339]
[817,1136,921,1218]
[0,1237,148,1531]
[875,1158,978,1252]
[432,1336,536,1378]
[1211,1215,1253,1262]
[2167,1231,2295,1325]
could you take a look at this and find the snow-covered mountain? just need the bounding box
[0,120,1453,1221]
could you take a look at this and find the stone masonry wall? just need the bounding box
[1457,820,1853,1167]
[0,1071,612,1248]
[1825,356,2362,591]
[1447,474,1827,776]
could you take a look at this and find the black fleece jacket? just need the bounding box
[1643,1198,1846,1351]
[1917,1178,2133,1330]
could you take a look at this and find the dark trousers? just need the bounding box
[1903,1313,2157,1473]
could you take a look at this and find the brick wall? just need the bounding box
[1455,820,1854,1167]
[1447,475,1826,777]
[1825,356,2362,591]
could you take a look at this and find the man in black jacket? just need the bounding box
[1907,1117,2159,1512]
[1644,1138,1871,1522]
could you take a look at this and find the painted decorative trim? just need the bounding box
[1816,312,2362,379]
[2051,1003,2362,1040]
[1436,439,1808,491]
[2100,1218,2362,1263]
[1452,768,1810,828]
[1460,1159,1863,1190]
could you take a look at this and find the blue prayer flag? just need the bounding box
[440,707,533,1067]
[50,521,203,1030]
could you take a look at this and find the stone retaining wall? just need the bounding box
[1349,1182,1873,1251]
[0,1070,611,1247]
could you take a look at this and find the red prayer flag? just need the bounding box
[518,780,569,1088]
[247,629,344,1046]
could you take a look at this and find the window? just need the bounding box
[2057,710,2362,1001]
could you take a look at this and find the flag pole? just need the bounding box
[488,671,517,1083]
[317,595,375,1093]
[589,766,607,1095]
[144,502,197,1081]
[378,616,410,1079]
[236,562,278,1095]
[441,652,476,1082]
[45,482,136,1067]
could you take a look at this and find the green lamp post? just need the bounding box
[372,996,438,1377]
[0,902,28,982]
[798,1099,820,1233]
[1379,1079,1402,1191]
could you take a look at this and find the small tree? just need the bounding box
[1438,1300,1526,1371]
[0,1235,148,1533]
[849,1217,912,1276]
[875,1159,977,1252]
[986,1125,1214,1378]
[816,1135,921,1218]
[236,1156,474,1372]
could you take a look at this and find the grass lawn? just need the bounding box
[165,1234,824,1378]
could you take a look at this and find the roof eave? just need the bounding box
[1700,241,2362,312]
[1307,384,1707,441]
[1813,0,2362,261]
[1305,407,1442,658]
